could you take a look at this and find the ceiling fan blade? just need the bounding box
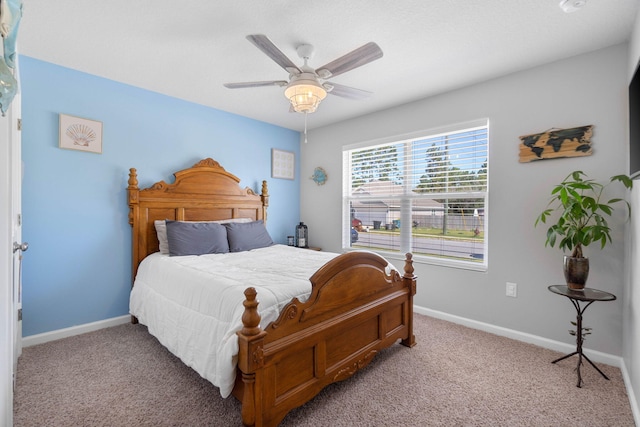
[246,34,301,74]
[315,42,383,79]
[324,82,372,100]
[224,80,288,89]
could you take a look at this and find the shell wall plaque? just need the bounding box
[59,114,103,154]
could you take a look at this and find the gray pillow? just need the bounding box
[165,220,229,256]
[225,220,274,252]
[155,218,253,255]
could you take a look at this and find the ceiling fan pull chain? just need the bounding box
[304,112,308,143]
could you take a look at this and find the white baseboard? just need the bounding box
[414,305,621,367]
[620,361,640,427]
[22,315,131,347]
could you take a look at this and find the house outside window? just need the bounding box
[343,120,489,270]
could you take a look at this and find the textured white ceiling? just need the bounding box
[18,0,639,131]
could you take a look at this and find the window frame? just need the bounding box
[342,119,489,271]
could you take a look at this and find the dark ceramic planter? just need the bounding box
[563,255,589,290]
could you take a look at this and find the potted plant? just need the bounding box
[535,170,633,289]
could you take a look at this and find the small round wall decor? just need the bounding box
[311,167,327,185]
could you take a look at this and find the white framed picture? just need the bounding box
[271,148,295,180]
[59,114,103,154]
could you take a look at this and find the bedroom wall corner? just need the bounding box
[624,8,640,423]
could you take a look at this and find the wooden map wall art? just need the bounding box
[518,125,593,163]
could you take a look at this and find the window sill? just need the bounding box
[342,247,487,272]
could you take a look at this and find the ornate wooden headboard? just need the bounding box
[127,158,268,279]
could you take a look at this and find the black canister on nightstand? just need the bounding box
[295,222,308,248]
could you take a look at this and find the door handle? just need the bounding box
[13,242,28,253]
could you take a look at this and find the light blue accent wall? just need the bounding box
[20,56,300,336]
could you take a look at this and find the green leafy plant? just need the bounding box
[535,171,633,258]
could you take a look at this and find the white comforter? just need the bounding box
[129,244,338,398]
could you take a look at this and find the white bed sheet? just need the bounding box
[129,244,338,398]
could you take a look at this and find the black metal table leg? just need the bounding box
[547,287,615,388]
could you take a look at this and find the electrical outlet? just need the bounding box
[506,282,517,298]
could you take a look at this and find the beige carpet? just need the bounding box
[14,314,636,426]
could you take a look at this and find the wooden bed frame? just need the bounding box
[128,158,417,427]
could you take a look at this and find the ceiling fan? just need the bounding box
[224,34,383,115]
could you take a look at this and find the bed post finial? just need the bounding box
[402,252,416,297]
[128,168,140,227]
[261,180,269,224]
[128,168,138,190]
[241,287,262,336]
[403,252,414,279]
[261,180,269,206]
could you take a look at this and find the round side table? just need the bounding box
[548,285,616,388]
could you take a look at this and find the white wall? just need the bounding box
[625,5,640,422]
[302,44,630,356]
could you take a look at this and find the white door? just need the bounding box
[1,90,22,426]
[10,94,23,371]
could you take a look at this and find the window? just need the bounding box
[343,121,488,269]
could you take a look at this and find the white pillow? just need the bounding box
[154,218,253,255]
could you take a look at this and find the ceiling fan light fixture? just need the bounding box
[559,0,587,13]
[284,77,327,114]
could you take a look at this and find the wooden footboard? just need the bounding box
[234,251,417,427]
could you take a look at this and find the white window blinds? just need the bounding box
[344,122,488,268]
